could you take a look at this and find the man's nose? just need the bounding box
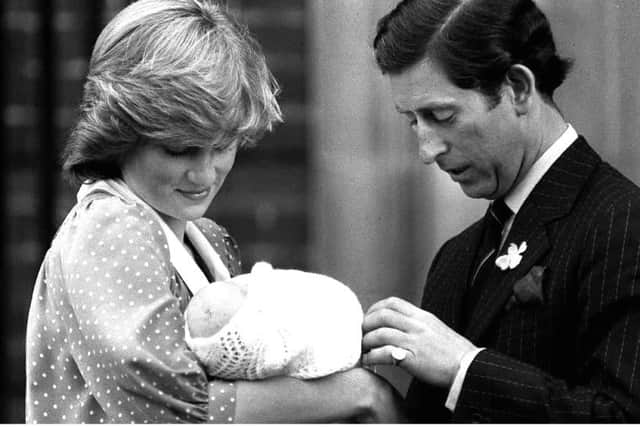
[416,123,447,164]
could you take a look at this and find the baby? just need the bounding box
[184,262,363,380]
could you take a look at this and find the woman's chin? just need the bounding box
[183,207,209,221]
[162,206,209,223]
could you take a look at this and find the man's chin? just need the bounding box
[458,179,505,200]
[459,184,487,199]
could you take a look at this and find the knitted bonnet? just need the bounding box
[185,262,363,380]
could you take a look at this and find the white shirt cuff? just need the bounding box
[444,347,485,411]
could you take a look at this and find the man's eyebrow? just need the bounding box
[395,101,457,113]
[424,101,457,110]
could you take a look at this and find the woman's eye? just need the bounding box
[163,146,200,157]
[163,148,184,156]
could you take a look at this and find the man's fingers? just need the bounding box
[362,304,417,334]
[365,296,422,318]
[362,326,405,351]
[361,345,412,367]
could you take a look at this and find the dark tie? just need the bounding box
[463,199,513,325]
[470,198,513,287]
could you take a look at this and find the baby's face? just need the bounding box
[185,277,250,338]
[224,274,251,293]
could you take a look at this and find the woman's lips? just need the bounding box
[177,188,210,200]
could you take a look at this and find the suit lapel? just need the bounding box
[423,221,484,331]
[464,203,550,341]
[464,137,601,342]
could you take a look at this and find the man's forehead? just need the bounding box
[390,82,460,113]
[389,57,470,112]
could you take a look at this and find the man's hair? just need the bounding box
[63,0,282,183]
[373,0,572,104]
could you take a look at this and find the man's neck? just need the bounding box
[510,102,567,193]
[531,103,568,165]
[504,122,577,215]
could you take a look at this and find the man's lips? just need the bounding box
[443,165,470,181]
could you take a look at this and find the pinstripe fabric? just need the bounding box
[406,138,640,422]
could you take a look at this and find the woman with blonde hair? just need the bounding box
[25,0,403,423]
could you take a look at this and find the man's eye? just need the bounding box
[402,114,417,128]
[432,110,454,123]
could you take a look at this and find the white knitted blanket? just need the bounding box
[185,262,363,379]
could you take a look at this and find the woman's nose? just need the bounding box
[186,151,217,184]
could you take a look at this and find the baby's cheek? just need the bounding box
[186,283,245,338]
[186,304,229,338]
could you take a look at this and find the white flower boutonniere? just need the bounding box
[495,241,527,271]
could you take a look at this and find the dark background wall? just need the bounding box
[1,0,308,421]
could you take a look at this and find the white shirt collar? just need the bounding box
[504,124,578,214]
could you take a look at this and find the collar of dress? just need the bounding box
[77,179,231,296]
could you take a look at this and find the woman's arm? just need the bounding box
[200,222,405,422]
[233,368,406,423]
[52,197,227,423]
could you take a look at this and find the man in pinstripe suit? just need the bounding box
[361,0,640,422]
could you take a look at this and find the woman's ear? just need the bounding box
[505,64,536,115]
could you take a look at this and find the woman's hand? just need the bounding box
[233,367,406,423]
[348,368,407,423]
[362,296,477,389]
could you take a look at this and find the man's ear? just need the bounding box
[505,64,536,115]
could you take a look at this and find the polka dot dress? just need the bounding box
[26,193,242,423]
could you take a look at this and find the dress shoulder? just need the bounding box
[55,193,171,272]
[193,217,243,276]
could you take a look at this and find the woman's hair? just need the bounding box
[63,0,282,183]
[373,0,572,105]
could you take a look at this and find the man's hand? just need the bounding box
[362,296,477,389]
